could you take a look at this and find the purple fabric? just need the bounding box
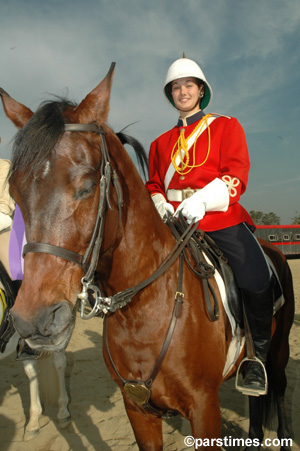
[9,204,26,280]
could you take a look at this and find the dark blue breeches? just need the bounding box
[207,222,271,292]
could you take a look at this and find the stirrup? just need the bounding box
[235,357,268,397]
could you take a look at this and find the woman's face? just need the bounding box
[171,77,204,117]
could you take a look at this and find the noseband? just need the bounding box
[22,123,123,315]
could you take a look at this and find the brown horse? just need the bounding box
[0,65,294,450]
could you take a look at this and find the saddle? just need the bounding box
[195,231,243,324]
[167,215,242,323]
[168,215,283,326]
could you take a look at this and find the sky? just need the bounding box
[0,0,299,224]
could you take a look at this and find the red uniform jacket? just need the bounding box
[145,112,254,231]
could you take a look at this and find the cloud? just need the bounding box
[1,0,299,222]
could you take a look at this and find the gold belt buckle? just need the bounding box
[182,187,195,200]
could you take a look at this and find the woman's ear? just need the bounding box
[199,83,205,98]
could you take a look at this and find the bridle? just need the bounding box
[22,123,123,318]
[20,122,218,414]
[21,122,213,322]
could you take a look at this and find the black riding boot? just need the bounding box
[240,277,275,395]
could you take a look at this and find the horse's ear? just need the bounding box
[0,88,34,128]
[74,63,116,125]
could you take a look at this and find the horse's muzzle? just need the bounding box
[11,300,74,351]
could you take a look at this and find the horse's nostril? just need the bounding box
[42,302,72,335]
[43,312,56,335]
[12,301,73,341]
[11,310,36,339]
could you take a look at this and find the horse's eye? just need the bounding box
[75,182,96,200]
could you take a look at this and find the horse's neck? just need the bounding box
[104,140,174,291]
[104,188,173,294]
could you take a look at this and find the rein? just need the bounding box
[91,220,199,314]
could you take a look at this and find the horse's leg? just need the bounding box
[22,359,42,440]
[270,332,292,451]
[189,389,222,450]
[270,267,293,450]
[123,397,163,451]
[277,396,292,451]
[246,349,289,451]
[247,330,293,450]
[52,350,71,427]
[246,396,264,451]
[247,383,292,451]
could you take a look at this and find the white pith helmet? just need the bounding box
[163,56,213,110]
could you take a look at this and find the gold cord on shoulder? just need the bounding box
[171,114,212,176]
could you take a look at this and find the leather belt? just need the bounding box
[167,187,200,202]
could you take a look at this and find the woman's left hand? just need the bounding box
[174,192,206,224]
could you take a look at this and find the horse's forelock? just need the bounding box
[9,99,77,180]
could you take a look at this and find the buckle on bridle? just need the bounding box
[78,279,112,319]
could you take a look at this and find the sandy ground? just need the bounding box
[1,259,299,451]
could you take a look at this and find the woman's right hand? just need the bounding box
[151,193,175,221]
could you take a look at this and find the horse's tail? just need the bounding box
[248,348,281,429]
[260,358,277,428]
[260,248,295,428]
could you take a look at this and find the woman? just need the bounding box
[145,56,274,396]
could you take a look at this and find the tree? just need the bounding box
[249,210,280,225]
[262,212,281,225]
[249,210,264,224]
[292,212,300,224]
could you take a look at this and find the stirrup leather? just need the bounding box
[235,357,268,397]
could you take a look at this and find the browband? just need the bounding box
[64,124,104,134]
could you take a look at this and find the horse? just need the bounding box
[0,230,70,440]
[0,64,294,450]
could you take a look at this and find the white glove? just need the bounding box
[175,178,229,224]
[175,199,206,224]
[151,193,175,220]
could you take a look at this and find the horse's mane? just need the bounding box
[9,98,148,181]
[10,99,74,178]
[116,132,148,180]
